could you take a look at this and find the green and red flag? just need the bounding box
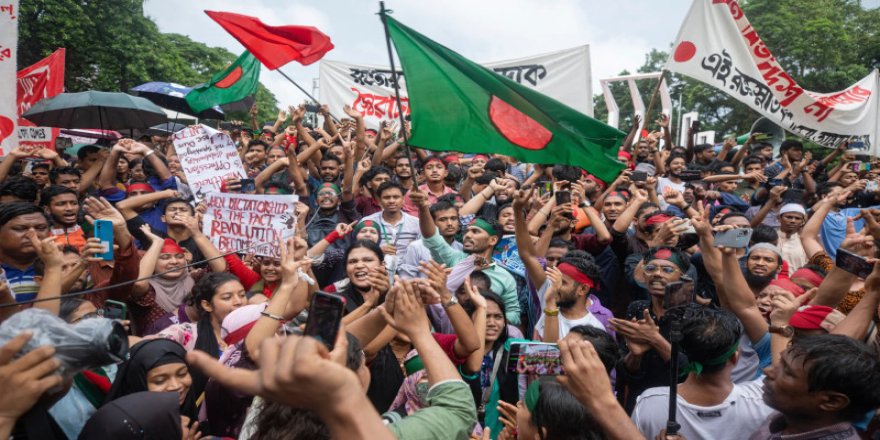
[186,51,260,113]
[385,16,626,183]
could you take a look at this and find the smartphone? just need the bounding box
[631,171,648,182]
[850,140,867,151]
[239,178,256,193]
[679,170,702,182]
[836,248,874,279]
[555,190,571,206]
[304,104,321,113]
[93,219,114,261]
[691,120,701,132]
[663,280,695,310]
[506,342,563,375]
[866,181,878,192]
[714,228,753,248]
[539,182,553,196]
[851,161,862,172]
[103,299,127,320]
[304,291,346,350]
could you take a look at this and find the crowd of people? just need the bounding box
[0,102,880,440]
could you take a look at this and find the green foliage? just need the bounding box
[17,0,279,123]
[595,0,880,146]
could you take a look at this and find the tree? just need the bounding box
[17,0,280,123]
[595,0,880,148]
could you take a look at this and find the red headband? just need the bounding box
[769,278,805,297]
[789,305,834,330]
[557,262,595,289]
[645,213,674,226]
[424,157,445,168]
[585,174,607,191]
[473,154,489,162]
[791,268,824,288]
[160,238,185,255]
[127,183,154,194]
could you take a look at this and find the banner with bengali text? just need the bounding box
[319,45,592,128]
[667,0,880,155]
[172,124,247,201]
[17,49,64,149]
[0,0,18,156]
[202,193,298,257]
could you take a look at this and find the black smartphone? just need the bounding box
[836,249,874,279]
[663,280,695,310]
[103,299,127,320]
[555,190,571,206]
[631,171,648,182]
[714,228,753,248]
[304,104,321,113]
[304,292,346,350]
[679,170,702,181]
[691,120,701,132]
[239,178,256,193]
[506,342,563,375]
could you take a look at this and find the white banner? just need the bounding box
[0,0,18,156]
[202,193,298,257]
[171,124,246,202]
[667,0,880,155]
[319,45,592,128]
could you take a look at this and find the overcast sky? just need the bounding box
[143,0,695,106]
[144,0,880,108]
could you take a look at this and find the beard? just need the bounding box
[743,269,775,291]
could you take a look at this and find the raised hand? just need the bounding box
[343,105,363,119]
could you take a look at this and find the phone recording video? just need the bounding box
[304,292,346,350]
[663,280,695,310]
[507,342,562,376]
[713,228,753,248]
[836,249,875,279]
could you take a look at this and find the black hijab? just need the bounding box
[105,339,196,418]
[79,392,182,439]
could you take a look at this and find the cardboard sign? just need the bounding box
[202,193,298,257]
[172,124,246,201]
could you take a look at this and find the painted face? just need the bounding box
[146,362,192,406]
[346,247,382,289]
[316,188,339,210]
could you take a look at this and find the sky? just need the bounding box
[143,0,696,108]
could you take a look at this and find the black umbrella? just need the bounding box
[142,122,187,137]
[22,91,168,130]
[129,82,225,120]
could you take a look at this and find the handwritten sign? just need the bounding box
[172,124,246,201]
[202,193,298,257]
[0,0,18,156]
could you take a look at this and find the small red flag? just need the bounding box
[205,11,334,69]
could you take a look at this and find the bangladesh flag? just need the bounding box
[385,16,626,183]
[186,51,260,113]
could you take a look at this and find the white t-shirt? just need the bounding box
[533,279,605,340]
[631,378,773,440]
[657,177,687,210]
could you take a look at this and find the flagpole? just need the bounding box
[378,1,418,180]
[275,69,341,123]
[642,70,666,147]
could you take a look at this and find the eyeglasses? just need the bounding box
[317,191,338,198]
[643,264,678,274]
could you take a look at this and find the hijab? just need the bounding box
[105,339,196,418]
[148,240,195,313]
[79,392,181,440]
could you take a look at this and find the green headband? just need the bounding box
[524,379,541,413]
[404,355,425,376]
[470,218,497,236]
[683,340,740,377]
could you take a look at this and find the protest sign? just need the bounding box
[172,124,247,201]
[202,193,298,257]
[0,0,18,156]
[17,49,64,149]
[667,0,880,155]
[319,45,592,128]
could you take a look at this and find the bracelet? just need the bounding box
[144,150,155,158]
[325,230,342,244]
[260,311,285,321]
[544,308,559,317]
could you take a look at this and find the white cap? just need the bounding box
[779,203,807,216]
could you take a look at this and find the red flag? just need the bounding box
[205,11,334,69]
[18,48,65,149]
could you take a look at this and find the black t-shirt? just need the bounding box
[126,216,207,268]
[367,345,405,413]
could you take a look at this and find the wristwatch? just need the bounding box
[544,308,559,317]
[442,296,459,309]
[769,324,794,337]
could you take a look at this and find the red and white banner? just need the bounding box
[667,0,880,155]
[17,49,65,149]
[319,45,593,128]
[0,0,18,156]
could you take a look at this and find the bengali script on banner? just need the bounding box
[202,193,298,257]
[666,0,880,154]
[172,124,247,202]
[17,49,64,149]
[319,45,592,128]
[0,0,18,155]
